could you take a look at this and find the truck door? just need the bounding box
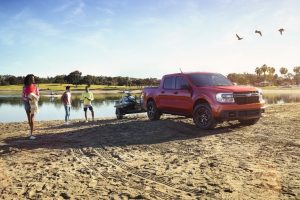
[174,76,193,114]
[158,76,176,111]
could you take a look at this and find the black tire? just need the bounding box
[116,108,123,120]
[238,118,260,125]
[193,103,216,130]
[147,100,161,121]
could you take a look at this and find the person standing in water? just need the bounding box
[22,74,40,140]
[80,85,94,122]
[61,86,72,125]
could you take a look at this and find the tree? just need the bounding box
[279,67,288,78]
[267,67,276,83]
[293,66,300,85]
[66,70,82,86]
[7,76,18,85]
[81,75,96,85]
[267,67,275,76]
[293,66,300,74]
[227,73,258,85]
[115,76,128,86]
[255,67,262,77]
[53,75,67,84]
[260,64,268,79]
[287,73,294,81]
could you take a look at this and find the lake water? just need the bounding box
[0,93,300,122]
[0,94,123,123]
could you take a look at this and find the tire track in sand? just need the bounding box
[92,146,198,196]
[71,148,179,200]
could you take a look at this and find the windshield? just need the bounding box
[188,73,233,87]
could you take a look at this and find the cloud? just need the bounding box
[53,1,74,12]
[96,7,114,16]
[62,0,86,24]
[53,0,86,17]
[72,0,85,16]
[134,17,161,26]
[0,8,31,45]
[66,29,111,51]
[26,19,60,36]
[13,7,31,21]
[0,31,15,45]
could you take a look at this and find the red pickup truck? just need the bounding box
[142,72,265,129]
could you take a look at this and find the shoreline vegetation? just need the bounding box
[0,84,143,94]
[0,84,300,94]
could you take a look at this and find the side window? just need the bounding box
[163,76,175,89]
[176,76,189,89]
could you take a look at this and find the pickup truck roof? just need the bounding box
[163,72,216,76]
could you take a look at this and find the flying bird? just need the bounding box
[255,30,262,36]
[236,34,243,40]
[278,28,285,35]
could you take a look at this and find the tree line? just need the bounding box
[1,66,300,87]
[0,70,160,87]
[227,65,300,86]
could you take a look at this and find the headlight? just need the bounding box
[216,93,235,103]
[257,89,264,102]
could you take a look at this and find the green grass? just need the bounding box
[0,84,141,92]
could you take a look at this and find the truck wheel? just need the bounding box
[238,118,260,125]
[116,108,123,120]
[147,100,161,121]
[193,104,216,130]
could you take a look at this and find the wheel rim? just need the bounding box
[116,109,122,118]
[148,103,155,117]
[195,108,210,126]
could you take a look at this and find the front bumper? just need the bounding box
[219,108,265,120]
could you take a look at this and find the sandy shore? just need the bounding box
[0,104,299,199]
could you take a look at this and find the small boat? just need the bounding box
[43,94,61,97]
[42,91,61,97]
[114,91,145,119]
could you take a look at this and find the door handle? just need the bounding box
[174,91,178,94]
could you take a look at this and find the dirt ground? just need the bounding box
[0,103,299,200]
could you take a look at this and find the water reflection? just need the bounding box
[0,94,122,122]
[1,93,299,106]
[0,93,299,122]
[0,94,121,109]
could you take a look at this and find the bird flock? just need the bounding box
[236,28,285,40]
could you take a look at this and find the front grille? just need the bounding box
[234,92,259,104]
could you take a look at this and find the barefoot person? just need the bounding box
[80,85,94,122]
[22,74,40,140]
[61,86,72,125]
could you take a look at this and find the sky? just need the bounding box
[0,0,299,78]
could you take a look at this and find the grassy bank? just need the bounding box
[1,84,299,94]
[0,84,141,92]
[261,86,300,94]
